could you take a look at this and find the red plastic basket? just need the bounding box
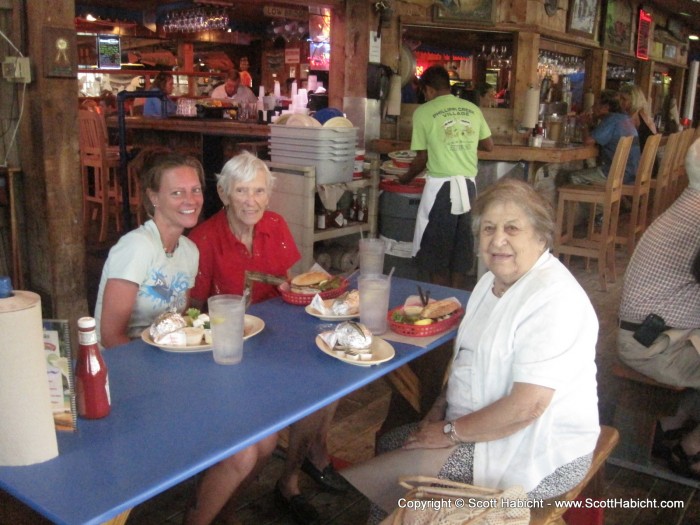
[388,307,464,337]
[278,279,349,306]
[379,178,425,194]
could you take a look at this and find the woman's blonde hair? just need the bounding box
[619,84,649,114]
[471,177,555,250]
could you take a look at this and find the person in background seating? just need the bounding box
[619,83,657,154]
[239,56,253,88]
[617,138,700,480]
[210,69,257,104]
[557,89,640,186]
[143,72,177,117]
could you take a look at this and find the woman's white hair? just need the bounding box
[216,150,275,197]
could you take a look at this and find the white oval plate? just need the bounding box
[287,114,322,128]
[142,315,265,353]
[381,160,409,175]
[315,335,395,367]
[388,150,416,161]
[305,303,359,322]
[323,116,354,128]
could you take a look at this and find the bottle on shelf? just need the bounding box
[330,208,345,228]
[530,120,545,147]
[358,193,368,223]
[315,194,327,230]
[75,317,111,419]
[349,191,359,222]
[316,208,327,230]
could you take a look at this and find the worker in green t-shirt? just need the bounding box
[399,65,494,288]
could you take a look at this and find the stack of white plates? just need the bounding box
[269,124,359,184]
[381,160,409,177]
[380,150,416,178]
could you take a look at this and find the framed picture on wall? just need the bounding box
[433,0,496,24]
[568,0,600,38]
[603,0,634,53]
[43,27,77,78]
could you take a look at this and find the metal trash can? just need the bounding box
[378,180,424,279]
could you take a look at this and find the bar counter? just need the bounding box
[109,116,271,217]
[370,139,598,183]
[109,115,270,139]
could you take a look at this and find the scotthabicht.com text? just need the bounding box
[396,497,685,512]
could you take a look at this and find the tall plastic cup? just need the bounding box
[359,274,391,335]
[359,238,386,276]
[207,294,246,365]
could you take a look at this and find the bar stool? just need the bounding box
[616,133,661,255]
[553,136,633,291]
[648,131,682,223]
[667,128,695,203]
[78,109,121,242]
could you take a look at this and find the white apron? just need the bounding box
[411,175,472,257]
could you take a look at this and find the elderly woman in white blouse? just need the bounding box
[342,177,600,522]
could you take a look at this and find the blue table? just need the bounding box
[0,277,469,525]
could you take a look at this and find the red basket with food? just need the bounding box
[388,298,464,337]
[278,272,349,306]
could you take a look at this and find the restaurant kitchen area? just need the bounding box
[64,0,700,288]
[2,0,700,524]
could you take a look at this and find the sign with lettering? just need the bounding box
[285,48,300,64]
[636,9,652,60]
[97,35,121,70]
[263,5,308,21]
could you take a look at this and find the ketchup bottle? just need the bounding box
[75,317,111,419]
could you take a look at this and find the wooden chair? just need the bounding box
[125,164,144,227]
[78,109,122,242]
[648,131,682,223]
[610,359,686,471]
[386,369,620,525]
[530,425,619,525]
[553,136,633,291]
[616,133,661,255]
[666,127,695,206]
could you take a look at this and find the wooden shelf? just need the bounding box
[78,69,225,77]
[266,162,378,274]
[313,222,371,241]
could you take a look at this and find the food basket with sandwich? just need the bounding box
[278,269,348,306]
[388,291,463,337]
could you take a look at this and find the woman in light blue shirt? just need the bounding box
[143,72,176,117]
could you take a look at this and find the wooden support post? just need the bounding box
[512,31,539,145]
[18,1,88,321]
[179,43,195,96]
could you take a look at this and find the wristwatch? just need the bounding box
[443,421,463,444]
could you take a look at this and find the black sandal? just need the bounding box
[669,444,700,480]
[652,421,691,460]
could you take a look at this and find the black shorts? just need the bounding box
[415,179,476,276]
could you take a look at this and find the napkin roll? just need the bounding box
[522,87,540,129]
[0,290,58,466]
